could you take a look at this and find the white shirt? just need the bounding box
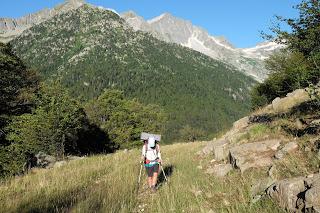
[142,144,161,161]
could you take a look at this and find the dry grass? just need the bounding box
[0,142,284,213]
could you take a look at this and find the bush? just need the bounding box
[252,0,320,108]
[85,89,167,149]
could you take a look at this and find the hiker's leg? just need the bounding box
[147,177,153,188]
[146,166,153,188]
[152,171,158,186]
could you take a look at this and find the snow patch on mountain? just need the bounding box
[147,13,167,24]
[210,36,235,51]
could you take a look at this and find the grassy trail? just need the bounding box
[0,142,284,213]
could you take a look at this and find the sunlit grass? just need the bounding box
[0,142,284,213]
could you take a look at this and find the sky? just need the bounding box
[0,0,301,48]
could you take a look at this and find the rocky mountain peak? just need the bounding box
[147,12,173,24]
[0,0,86,43]
[122,11,284,81]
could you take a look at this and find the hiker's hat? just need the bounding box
[148,137,156,148]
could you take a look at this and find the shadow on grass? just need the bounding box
[157,164,174,188]
[14,187,85,213]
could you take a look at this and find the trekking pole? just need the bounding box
[136,162,143,194]
[160,163,168,183]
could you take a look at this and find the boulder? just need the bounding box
[267,177,305,211]
[212,139,230,161]
[305,174,320,211]
[233,116,249,130]
[268,165,277,180]
[282,142,299,153]
[250,177,274,197]
[272,89,310,114]
[274,142,298,160]
[206,164,233,177]
[35,152,57,168]
[229,139,281,172]
[201,141,215,155]
[267,174,320,212]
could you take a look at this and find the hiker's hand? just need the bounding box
[158,159,162,164]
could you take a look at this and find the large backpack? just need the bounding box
[144,140,160,164]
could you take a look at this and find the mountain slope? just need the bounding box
[0,0,85,43]
[10,4,256,141]
[121,12,284,81]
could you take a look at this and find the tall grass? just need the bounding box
[0,142,284,213]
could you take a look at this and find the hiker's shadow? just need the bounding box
[157,164,174,188]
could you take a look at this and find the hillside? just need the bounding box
[10,4,256,141]
[1,87,319,213]
[121,11,284,81]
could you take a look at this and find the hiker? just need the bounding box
[141,137,162,191]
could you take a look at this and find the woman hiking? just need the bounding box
[141,137,162,191]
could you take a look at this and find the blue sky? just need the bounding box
[1,0,301,48]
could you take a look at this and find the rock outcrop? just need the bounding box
[229,139,281,172]
[206,164,233,177]
[267,174,320,212]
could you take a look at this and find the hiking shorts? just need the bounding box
[145,164,159,177]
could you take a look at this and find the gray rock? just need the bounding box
[250,177,274,197]
[233,116,249,130]
[274,142,298,160]
[200,138,231,160]
[268,165,277,180]
[267,174,320,212]
[282,142,299,153]
[35,152,57,168]
[305,174,320,210]
[274,151,285,160]
[201,141,215,155]
[229,139,281,172]
[267,177,305,212]
[212,139,230,161]
[206,164,233,177]
[272,89,310,113]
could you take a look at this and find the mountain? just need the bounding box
[121,12,284,81]
[0,0,85,43]
[10,4,256,141]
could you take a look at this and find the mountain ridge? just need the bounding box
[121,11,285,81]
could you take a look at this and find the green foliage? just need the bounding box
[178,125,206,142]
[0,42,39,145]
[11,5,256,141]
[6,82,87,157]
[270,0,320,58]
[85,89,167,149]
[253,0,320,108]
[251,50,314,107]
[1,82,108,177]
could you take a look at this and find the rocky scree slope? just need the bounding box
[121,11,284,82]
[10,4,256,141]
[200,86,320,212]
